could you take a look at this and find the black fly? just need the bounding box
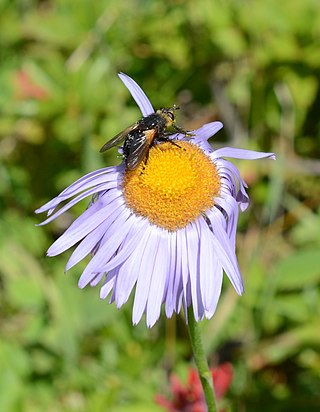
[100,106,191,170]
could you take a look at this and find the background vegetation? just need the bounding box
[1,0,319,410]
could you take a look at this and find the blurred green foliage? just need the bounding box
[1,0,320,411]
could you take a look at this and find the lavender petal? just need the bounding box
[118,72,154,116]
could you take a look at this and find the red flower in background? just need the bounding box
[155,363,233,412]
[13,70,48,100]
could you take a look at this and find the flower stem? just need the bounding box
[187,306,217,412]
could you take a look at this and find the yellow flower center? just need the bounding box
[122,141,221,231]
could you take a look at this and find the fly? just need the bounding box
[100,106,191,170]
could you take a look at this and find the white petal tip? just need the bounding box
[214,121,224,130]
[132,314,143,326]
[78,280,86,289]
[237,286,245,296]
[100,288,109,300]
[46,247,59,257]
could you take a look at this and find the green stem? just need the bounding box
[187,306,218,412]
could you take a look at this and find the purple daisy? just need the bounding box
[36,73,275,327]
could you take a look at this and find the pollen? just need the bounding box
[122,141,221,231]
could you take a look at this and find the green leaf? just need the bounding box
[273,249,320,290]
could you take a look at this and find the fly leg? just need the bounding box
[157,134,182,148]
[172,125,195,137]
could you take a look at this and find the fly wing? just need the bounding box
[99,122,139,153]
[126,129,156,170]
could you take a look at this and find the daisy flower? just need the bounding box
[36,73,275,327]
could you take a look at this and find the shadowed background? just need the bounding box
[0,0,319,411]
